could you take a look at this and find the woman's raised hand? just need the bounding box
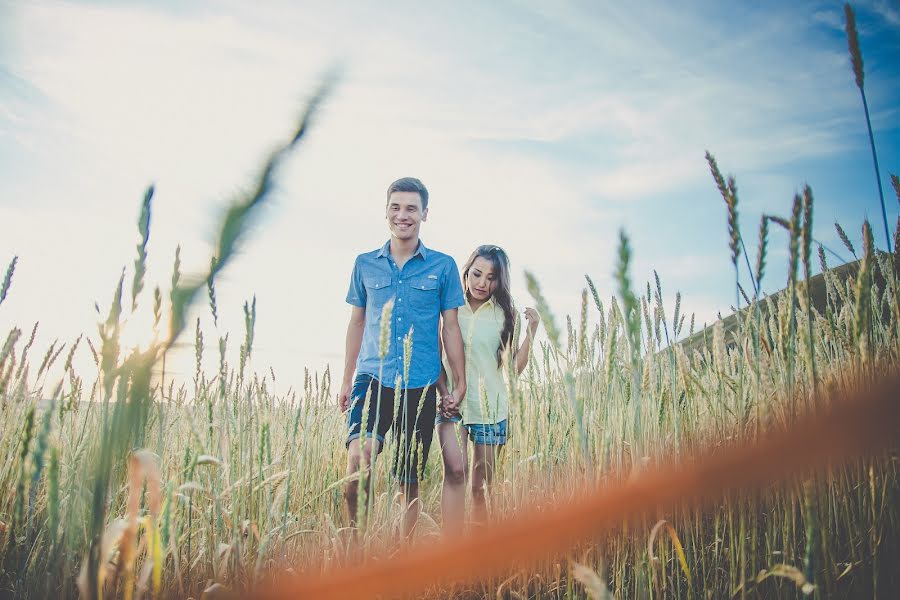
[524,307,541,336]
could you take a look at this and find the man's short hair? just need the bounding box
[386,177,429,211]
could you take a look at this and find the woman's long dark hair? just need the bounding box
[461,245,516,368]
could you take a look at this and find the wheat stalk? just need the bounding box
[0,256,16,307]
[844,3,890,252]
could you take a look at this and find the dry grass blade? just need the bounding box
[571,561,612,600]
[648,519,692,587]
[732,564,815,597]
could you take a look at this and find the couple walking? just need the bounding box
[337,177,541,538]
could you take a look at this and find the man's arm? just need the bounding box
[441,308,466,413]
[434,332,455,416]
[338,305,366,411]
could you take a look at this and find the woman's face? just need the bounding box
[467,256,498,302]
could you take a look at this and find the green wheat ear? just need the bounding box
[170,244,182,299]
[895,216,900,271]
[854,221,875,351]
[239,295,257,378]
[12,405,35,531]
[614,228,641,361]
[208,256,219,327]
[0,256,17,307]
[47,446,60,544]
[755,216,769,288]
[168,74,336,347]
[705,151,740,267]
[131,185,153,312]
[525,270,562,353]
[801,186,814,281]
[673,291,682,337]
[584,274,603,315]
[152,286,162,333]
[835,222,857,259]
[577,288,588,364]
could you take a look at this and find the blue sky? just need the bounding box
[1,0,899,391]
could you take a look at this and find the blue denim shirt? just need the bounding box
[346,240,465,389]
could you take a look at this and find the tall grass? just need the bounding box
[2,171,898,598]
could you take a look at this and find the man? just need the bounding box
[339,176,467,539]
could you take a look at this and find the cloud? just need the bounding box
[863,0,900,27]
[3,0,898,390]
[813,8,845,31]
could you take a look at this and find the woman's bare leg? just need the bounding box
[437,421,468,533]
[470,442,500,526]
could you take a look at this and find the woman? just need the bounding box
[436,245,540,531]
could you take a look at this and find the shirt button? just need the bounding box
[398,316,402,320]
[397,336,401,341]
[398,298,402,302]
[399,279,403,283]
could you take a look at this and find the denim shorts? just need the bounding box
[346,374,437,484]
[436,414,508,446]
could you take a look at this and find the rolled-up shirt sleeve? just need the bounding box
[345,256,366,307]
[440,259,465,311]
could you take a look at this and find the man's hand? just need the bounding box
[441,387,465,418]
[439,394,455,418]
[338,381,353,412]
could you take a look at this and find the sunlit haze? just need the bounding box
[2,0,899,394]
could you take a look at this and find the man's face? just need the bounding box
[386,191,427,241]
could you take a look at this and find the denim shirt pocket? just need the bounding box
[363,277,394,312]
[409,276,439,311]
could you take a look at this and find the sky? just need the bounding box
[2,0,899,395]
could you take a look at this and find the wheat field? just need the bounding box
[2,172,899,598]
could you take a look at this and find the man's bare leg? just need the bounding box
[399,482,421,540]
[344,437,381,528]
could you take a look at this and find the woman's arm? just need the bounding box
[515,307,541,375]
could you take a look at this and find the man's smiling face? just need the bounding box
[386,191,427,241]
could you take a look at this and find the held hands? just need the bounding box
[524,307,541,337]
[439,388,465,419]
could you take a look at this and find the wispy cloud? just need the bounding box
[863,0,900,27]
[813,8,844,32]
[2,0,898,387]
